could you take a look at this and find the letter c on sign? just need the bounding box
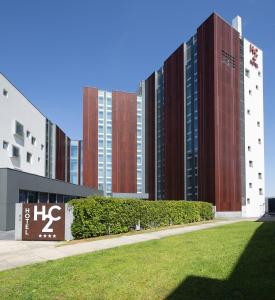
[48,206,62,222]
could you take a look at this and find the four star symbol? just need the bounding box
[38,234,57,238]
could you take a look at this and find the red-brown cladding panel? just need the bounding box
[145,73,156,199]
[197,13,241,211]
[112,91,137,193]
[163,44,185,200]
[78,140,81,185]
[67,138,70,183]
[83,87,98,188]
[55,126,66,181]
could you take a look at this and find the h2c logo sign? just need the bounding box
[22,204,65,241]
[34,205,62,233]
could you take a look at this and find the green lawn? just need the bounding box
[1,221,275,300]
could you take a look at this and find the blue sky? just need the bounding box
[0,0,274,195]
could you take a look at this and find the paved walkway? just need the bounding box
[0,219,248,271]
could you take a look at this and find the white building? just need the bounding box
[0,73,46,176]
[242,38,265,217]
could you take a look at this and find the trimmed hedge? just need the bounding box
[69,197,214,239]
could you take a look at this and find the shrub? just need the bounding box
[69,197,214,239]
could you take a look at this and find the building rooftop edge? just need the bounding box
[0,167,93,190]
[0,71,77,141]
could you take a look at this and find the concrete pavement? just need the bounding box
[0,219,248,272]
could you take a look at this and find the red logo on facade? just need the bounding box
[250,44,258,69]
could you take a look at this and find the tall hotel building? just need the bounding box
[141,13,265,217]
[1,12,265,221]
[83,88,144,196]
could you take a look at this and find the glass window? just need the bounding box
[186,46,191,61]
[98,183,104,191]
[39,192,48,203]
[31,136,36,145]
[71,174,78,184]
[107,154,112,163]
[64,195,70,203]
[49,194,57,203]
[15,121,24,137]
[106,169,112,178]
[26,152,32,163]
[186,85,192,98]
[98,139,104,148]
[19,190,28,203]
[137,129,142,137]
[3,89,8,97]
[137,102,142,110]
[56,194,64,203]
[98,96,104,105]
[137,115,142,123]
[187,140,192,153]
[3,140,8,150]
[98,168,104,178]
[194,61,197,73]
[194,121,198,131]
[12,145,20,157]
[107,97,112,106]
[71,145,78,157]
[98,125,104,134]
[137,170,142,179]
[71,161,78,172]
[107,126,112,134]
[107,140,112,148]
[137,143,142,151]
[186,67,192,79]
[137,156,142,165]
[28,191,38,203]
[194,101,198,112]
[107,111,112,120]
[194,80,198,93]
[245,69,250,77]
[98,154,104,163]
[106,183,112,192]
[98,111,104,119]
[187,103,192,115]
[26,130,31,138]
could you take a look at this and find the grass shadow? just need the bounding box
[166,221,275,300]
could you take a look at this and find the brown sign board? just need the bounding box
[22,204,65,241]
